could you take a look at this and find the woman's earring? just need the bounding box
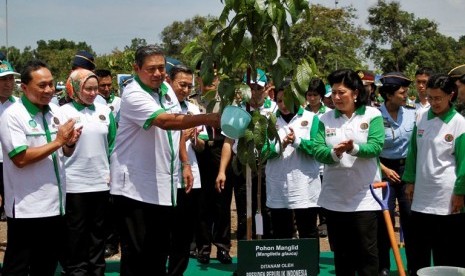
[354,99,357,103]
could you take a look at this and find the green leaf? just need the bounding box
[284,85,296,113]
[265,33,278,63]
[295,59,312,93]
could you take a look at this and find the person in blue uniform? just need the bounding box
[376,72,416,276]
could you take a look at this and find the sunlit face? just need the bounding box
[78,77,99,105]
[276,90,289,115]
[134,54,166,90]
[98,75,112,98]
[415,74,429,99]
[306,90,322,108]
[426,88,453,117]
[21,67,55,108]
[331,82,357,115]
[0,74,15,102]
[455,80,465,104]
[387,86,408,107]
[171,72,194,102]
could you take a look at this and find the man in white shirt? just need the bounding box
[0,59,20,225]
[110,45,220,276]
[0,60,82,275]
[414,67,433,111]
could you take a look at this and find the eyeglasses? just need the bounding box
[426,95,448,103]
[175,81,193,90]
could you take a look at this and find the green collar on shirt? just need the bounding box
[264,97,272,108]
[134,75,169,97]
[106,93,115,104]
[276,106,304,117]
[21,95,50,117]
[334,105,366,118]
[72,100,95,111]
[318,104,327,114]
[180,101,188,109]
[427,106,456,123]
[8,96,16,103]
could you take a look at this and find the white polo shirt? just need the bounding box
[60,101,116,193]
[403,108,465,215]
[178,101,202,189]
[0,96,66,218]
[265,107,321,209]
[110,78,182,206]
[313,105,385,212]
[0,96,17,163]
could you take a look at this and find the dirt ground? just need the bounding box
[0,198,334,263]
[0,203,401,262]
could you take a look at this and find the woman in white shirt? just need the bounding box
[265,85,321,241]
[313,69,385,276]
[60,68,117,276]
[403,74,465,273]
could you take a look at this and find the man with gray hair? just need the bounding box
[110,45,220,276]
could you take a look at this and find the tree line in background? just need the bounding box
[1,0,465,89]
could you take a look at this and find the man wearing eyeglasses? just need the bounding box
[109,45,220,276]
[166,64,207,275]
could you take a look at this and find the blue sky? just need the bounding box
[0,0,463,55]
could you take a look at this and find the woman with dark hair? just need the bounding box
[313,69,385,275]
[403,74,465,274]
[305,77,331,116]
[376,72,416,275]
[264,84,321,257]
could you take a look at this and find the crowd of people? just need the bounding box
[0,44,464,276]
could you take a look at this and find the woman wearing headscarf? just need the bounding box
[60,68,117,276]
[313,69,385,275]
[376,72,416,275]
[403,74,465,274]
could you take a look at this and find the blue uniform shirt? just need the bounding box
[379,104,416,159]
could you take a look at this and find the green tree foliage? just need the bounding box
[183,0,313,180]
[33,39,94,81]
[366,0,464,73]
[124,38,148,52]
[285,4,367,77]
[160,15,217,63]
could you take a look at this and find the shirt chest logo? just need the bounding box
[326,128,336,137]
[360,122,369,130]
[418,129,424,137]
[445,134,454,142]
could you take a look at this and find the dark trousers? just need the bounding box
[325,209,379,276]
[114,195,174,276]
[233,165,272,240]
[2,215,65,276]
[168,188,199,276]
[270,208,319,240]
[409,211,465,275]
[196,143,232,255]
[378,158,412,273]
[103,194,120,252]
[64,191,108,276]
